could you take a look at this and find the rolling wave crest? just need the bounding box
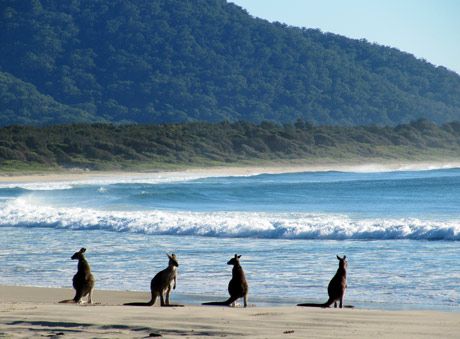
[1,197,459,240]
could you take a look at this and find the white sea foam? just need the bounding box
[1,197,459,240]
[325,163,460,174]
[0,173,223,191]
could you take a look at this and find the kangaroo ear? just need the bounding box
[234,254,238,258]
[336,255,341,260]
[343,255,346,260]
[166,253,172,259]
[237,255,242,259]
[80,248,86,253]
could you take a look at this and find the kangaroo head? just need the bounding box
[227,254,242,266]
[337,255,347,269]
[71,248,86,260]
[167,253,179,267]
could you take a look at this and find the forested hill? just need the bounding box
[1,120,459,172]
[1,0,460,127]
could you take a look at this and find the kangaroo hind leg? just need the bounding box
[165,286,172,306]
[73,290,83,304]
[87,288,94,304]
[160,292,166,307]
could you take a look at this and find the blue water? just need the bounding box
[1,168,459,310]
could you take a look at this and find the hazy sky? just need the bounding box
[230,0,460,75]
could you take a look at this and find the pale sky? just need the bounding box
[230,0,460,75]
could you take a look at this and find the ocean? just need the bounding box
[1,167,459,310]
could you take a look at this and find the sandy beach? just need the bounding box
[1,160,460,184]
[0,286,458,338]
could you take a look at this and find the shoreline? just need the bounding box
[1,285,458,313]
[1,285,459,338]
[1,160,459,184]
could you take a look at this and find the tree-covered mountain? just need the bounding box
[1,0,460,126]
[0,71,102,125]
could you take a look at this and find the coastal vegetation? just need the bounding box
[1,120,459,172]
[1,0,460,126]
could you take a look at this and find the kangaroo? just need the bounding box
[298,255,349,308]
[203,254,249,307]
[60,248,95,304]
[124,253,181,307]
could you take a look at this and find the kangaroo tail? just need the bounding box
[124,302,155,306]
[124,298,155,306]
[124,294,156,307]
[59,299,77,304]
[123,291,158,306]
[297,298,334,308]
[297,303,328,307]
[202,295,238,306]
[202,301,229,306]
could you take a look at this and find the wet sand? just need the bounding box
[1,285,459,338]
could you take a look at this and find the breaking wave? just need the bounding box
[0,173,225,191]
[1,197,459,241]
[1,165,459,191]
